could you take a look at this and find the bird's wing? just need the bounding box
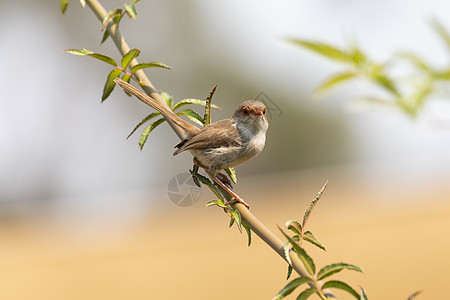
[173,119,241,155]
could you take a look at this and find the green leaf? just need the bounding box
[285,220,302,236]
[296,288,316,300]
[191,165,201,188]
[177,109,204,127]
[172,98,221,111]
[372,73,399,96]
[206,199,228,208]
[287,39,352,63]
[297,288,316,300]
[102,8,123,31]
[279,227,315,275]
[121,48,141,70]
[224,167,237,184]
[102,68,122,102]
[396,52,430,72]
[314,72,357,94]
[407,291,422,300]
[161,92,173,108]
[286,265,293,280]
[360,287,368,300]
[61,0,69,14]
[302,231,326,251]
[130,62,172,73]
[302,181,327,229]
[65,49,118,67]
[430,18,450,52]
[138,118,166,150]
[317,263,363,281]
[272,277,313,300]
[127,111,162,139]
[79,0,85,7]
[230,208,242,232]
[242,220,251,247]
[229,216,235,228]
[191,171,225,203]
[100,30,110,44]
[121,74,132,96]
[124,0,140,19]
[322,281,359,299]
[204,85,217,125]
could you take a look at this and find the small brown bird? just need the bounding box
[114,78,269,208]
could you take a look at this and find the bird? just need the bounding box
[114,78,269,208]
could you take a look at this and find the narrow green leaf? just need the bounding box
[102,68,122,101]
[303,181,328,229]
[100,30,110,44]
[191,171,225,202]
[120,74,132,96]
[206,199,228,208]
[102,8,123,31]
[407,290,422,300]
[138,118,166,150]
[272,277,313,300]
[230,208,242,232]
[303,231,326,251]
[130,61,172,73]
[124,0,140,19]
[61,0,69,14]
[372,74,399,96]
[172,98,221,111]
[79,0,85,7]
[430,18,450,52]
[284,242,293,266]
[65,49,118,67]
[314,72,357,94]
[191,165,201,187]
[278,226,315,275]
[317,263,363,281]
[286,265,293,280]
[224,167,237,184]
[322,281,359,299]
[296,288,316,300]
[396,52,430,72]
[204,85,217,125]
[121,48,141,70]
[285,220,302,236]
[127,111,162,139]
[229,216,235,228]
[287,39,352,63]
[242,221,251,247]
[177,109,204,127]
[161,92,173,109]
[360,287,368,300]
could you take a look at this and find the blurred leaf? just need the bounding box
[430,18,450,52]
[172,98,221,111]
[127,111,161,139]
[349,44,367,66]
[138,118,165,150]
[121,48,140,70]
[61,0,69,14]
[322,281,359,299]
[433,69,450,80]
[65,49,118,67]
[397,52,430,72]
[242,221,251,246]
[130,61,172,73]
[272,277,313,300]
[314,72,357,94]
[317,263,363,281]
[297,288,316,300]
[302,181,327,229]
[225,167,237,184]
[79,0,85,7]
[102,68,122,101]
[102,8,123,31]
[285,220,302,236]
[287,39,352,63]
[124,0,140,19]
[407,290,422,300]
[373,73,400,96]
[100,30,110,44]
[279,226,315,275]
[206,199,228,209]
[161,92,173,109]
[303,231,326,251]
[177,109,204,127]
[360,287,368,300]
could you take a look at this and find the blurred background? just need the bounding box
[1,0,449,299]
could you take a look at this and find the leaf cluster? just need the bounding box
[287,18,450,118]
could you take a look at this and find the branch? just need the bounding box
[83,0,335,298]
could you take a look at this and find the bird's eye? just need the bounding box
[242,108,249,115]
[262,108,266,115]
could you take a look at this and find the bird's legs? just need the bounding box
[193,158,249,209]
